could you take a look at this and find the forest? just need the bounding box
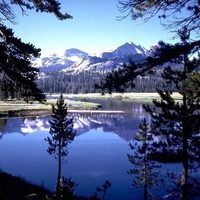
[35,70,177,95]
[1,0,200,200]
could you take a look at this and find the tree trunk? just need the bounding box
[181,92,188,200]
[56,141,62,199]
[181,123,188,200]
[144,174,148,200]
[144,140,148,200]
[181,160,188,200]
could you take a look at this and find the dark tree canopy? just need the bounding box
[0,0,72,24]
[128,118,162,200]
[45,94,76,198]
[0,0,72,101]
[0,24,45,101]
[98,26,200,198]
[118,0,200,34]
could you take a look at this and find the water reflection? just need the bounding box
[0,113,143,199]
[0,101,150,141]
[82,98,145,113]
[0,101,153,200]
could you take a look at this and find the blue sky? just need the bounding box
[8,0,178,57]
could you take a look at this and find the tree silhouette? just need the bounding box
[45,94,76,199]
[98,27,200,199]
[118,0,200,34]
[143,32,200,199]
[0,0,72,102]
[0,0,72,24]
[128,118,162,200]
[0,24,45,101]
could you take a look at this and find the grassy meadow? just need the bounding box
[0,92,182,116]
[61,92,182,102]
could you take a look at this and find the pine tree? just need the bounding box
[45,94,76,199]
[0,1,71,102]
[0,0,72,24]
[98,28,200,199]
[128,118,162,200]
[0,24,45,102]
[143,30,200,199]
[118,0,200,34]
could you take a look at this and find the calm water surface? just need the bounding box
[0,100,184,199]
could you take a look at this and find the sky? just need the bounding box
[7,0,180,57]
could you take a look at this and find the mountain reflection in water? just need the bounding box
[0,101,158,200]
[0,111,149,141]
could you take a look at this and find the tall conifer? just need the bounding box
[45,94,76,199]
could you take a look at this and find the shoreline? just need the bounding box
[0,92,182,117]
[0,109,126,118]
[68,110,125,113]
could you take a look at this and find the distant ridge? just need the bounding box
[32,42,147,73]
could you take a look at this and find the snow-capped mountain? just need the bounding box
[33,42,146,73]
[100,42,145,59]
[64,48,88,61]
[0,114,139,141]
[32,48,88,72]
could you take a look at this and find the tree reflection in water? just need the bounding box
[0,101,180,200]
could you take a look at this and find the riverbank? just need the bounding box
[57,92,182,102]
[0,170,90,200]
[0,92,182,117]
[0,98,101,117]
[0,170,52,200]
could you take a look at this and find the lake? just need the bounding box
[0,100,188,199]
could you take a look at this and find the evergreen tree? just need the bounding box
[128,118,162,200]
[97,1,200,199]
[99,29,200,199]
[0,24,45,101]
[45,94,76,199]
[0,0,72,24]
[144,31,200,199]
[0,1,71,102]
[118,0,200,33]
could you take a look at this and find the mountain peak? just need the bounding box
[116,42,145,55]
[64,48,88,57]
[34,42,147,73]
[100,42,145,60]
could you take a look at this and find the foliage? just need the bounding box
[128,118,162,200]
[105,0,200,199]
[0,0,72,102]
[55,176,78,200]
[0,0,72,24]
[99,26,200,199]
[0,24,45,102]
[163,171,200,199]
[45,94,76,199]
[143,33,200,199]
[89,181,111,200]
[36,70,178,95]
[118,0,200,34]
[179,72,200,104]
[96,181,112,200]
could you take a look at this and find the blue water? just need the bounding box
[0,127,135,199]
[0,113,199,199]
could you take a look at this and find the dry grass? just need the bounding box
[0,98,100,113]
[0,92,182,114]
[59,92,182,102]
